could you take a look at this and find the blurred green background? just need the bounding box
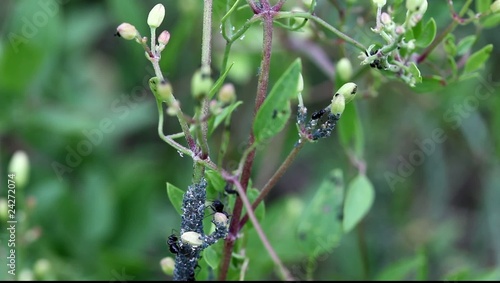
[1,0,500,280]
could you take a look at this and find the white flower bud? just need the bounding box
[406,0,427,13]
[213,212,229,227]
[148,4,165,29]
[381,12,392,25]
[158,30,170,45]
[116,23,138,40]
[491,0,500,13]
[336,82,358,104]
[217,83,236,104]
[8,150,30,189]
[181,231,203,247]
[160,257,175,276]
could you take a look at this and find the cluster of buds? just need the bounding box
[116,4,170,61]
[297,82,357,143]
[359,0,429,87]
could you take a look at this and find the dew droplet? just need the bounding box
[240,34,245,40]
[177,151,184,157]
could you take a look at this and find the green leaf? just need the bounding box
[203,245,220,270]
[208,62,234,99]
[463,44,493,74]
[482,13,500,28]
[338,103,364,159]
[456,35,476,56]
[205,169,225,193]
[416,18,436,48]
[476,0,491,13]
[412,75,446,93]
[443,33,456,57]
[297,169,344,257]
[343,174,375,233]
[253,58,302,143]
[409,20,422,40]
[448,55,458,79]
[408,62,422,85]
[208,101,243,135]
[167,182,184,215]
[375,252,427,280]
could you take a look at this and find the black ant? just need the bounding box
[167,230,180,255]
[311,108,326,120]
[207,199,231,219]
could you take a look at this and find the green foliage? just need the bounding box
[342,174,375,233]
[167,182,184,215]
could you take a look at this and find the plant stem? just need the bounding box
[223,173,295,281]
[239,139,304,227]
[417,0,472,64]
[275,11,367,52]
[219,11,275,281]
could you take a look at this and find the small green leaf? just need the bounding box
[456,35,476,56]
[297,169,344,257]
[339,103,364,159]
[482,13,500,28]
[253,58,302,143]
[343,174,375,233]
[167,182,184,215]
[443,33,456,57]
[409,20,422,40]
[205,169,225,193]
[416,18,436,48]
[408,62,422,85]
[448,55,458,79]
[203,245,220,269]
[208,62,234,99]
[476,0,491,13]
[208,101,243,135]
[412,75,446,93]
[463,44,493,74]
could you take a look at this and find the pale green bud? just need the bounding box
[191,69,213,99]
[8,150,30,189]
[336,58,353,82]
[213,212,229,227]
[372,0,386,8]
[330,92,346,116]
[406,0,427,13]
[297,73,304,93]
[116,23,139,40]
[181,231,203,247]
[336,82,358,104]
[491,0,500,13]
[155,80,174,103]
[148,4,165,29]
[217,83,236,104]
[34,259,52,280]
[160,257,175,276]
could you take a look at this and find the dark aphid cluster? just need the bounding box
[168,233,180,255]
[311,113,340,140]
[365,49,385,70]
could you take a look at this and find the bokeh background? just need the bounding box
[1,0,500,280]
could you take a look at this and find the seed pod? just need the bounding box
[181,231,203,247]
[157,80,174,103]
[148,4,165,29]
[336,58,353,82]
[191,69,213,99]
[335,82,358,104]
[330,92,346,116]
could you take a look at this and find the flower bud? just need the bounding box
[158,81,174,103]
[217,83,236,104]
[406,0,427,13]
[330,92,345,116]
[209,100,222,115]
[181,231,203,247]
[213,212,229,227]
[297,73,304,93]
[116,23,138,40]
[8,150,30,189]
[191,69,213,99]
[491,0,500,13]
[148,4,165,29]
[34,259,52,280]
[372,0,386,7]
[160,257,175,276]
[158,30,170,45]
[336,58,353,82]
[381,12,392,25]
[335,82,357,104]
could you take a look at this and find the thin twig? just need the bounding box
[223,173,295,281]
